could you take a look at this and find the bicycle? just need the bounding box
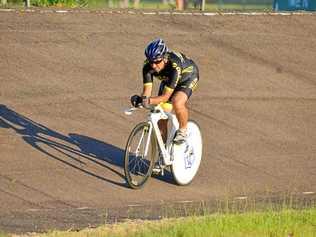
[123,103,202,189]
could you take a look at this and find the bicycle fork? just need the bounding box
[139,115,175,175]
[151,119,173,167]
[136,123,153,159]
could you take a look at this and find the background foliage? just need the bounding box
[1,0,273,10]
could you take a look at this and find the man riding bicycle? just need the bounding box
[131,38,199,144]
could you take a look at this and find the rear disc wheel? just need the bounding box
[171,120,202,185]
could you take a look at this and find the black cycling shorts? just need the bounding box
[158,72,199,103]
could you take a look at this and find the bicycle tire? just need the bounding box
[124,122,156,189]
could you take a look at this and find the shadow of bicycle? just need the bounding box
[0,104,127,187]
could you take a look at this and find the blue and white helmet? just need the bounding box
[145,38,168,62]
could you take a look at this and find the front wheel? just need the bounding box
[124,122,156,189]
[171,120,202,185]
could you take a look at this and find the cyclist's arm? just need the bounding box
[142,83,152,97]
[142,62,154,97]
[149,89,173,105]
[149,65,180,105]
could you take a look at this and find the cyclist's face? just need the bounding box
[150,59,165,72]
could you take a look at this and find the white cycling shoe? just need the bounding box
[173,129,187,145]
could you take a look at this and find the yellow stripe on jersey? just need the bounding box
[176,66,181,76]
[182,66,193,74]
[189,78,198,91]
[144,82,153,87]
[172,63,182,83]
[164,86,174,93]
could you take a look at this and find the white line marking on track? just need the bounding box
[234,196,248,200]
[158,11,171,15]
[143,12,156,15]
[176,200,194,203]
[203,12,218,16]
[56,10,69,13]
[77,206,90,210]
[27,209,41,212]
[172,12,193,15]
[0,9,14,11]
[128,204,143,207]
[302,191,315,195]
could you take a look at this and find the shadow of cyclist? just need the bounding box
[0,104,127,188]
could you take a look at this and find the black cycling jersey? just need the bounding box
[143,51,199,93]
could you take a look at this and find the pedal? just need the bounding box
[152,164,165,175]
[152,166,162,175]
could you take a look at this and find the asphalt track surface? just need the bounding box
[0,10,316,233]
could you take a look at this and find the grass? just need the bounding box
[0,231,8,237]
[24,208,316,237]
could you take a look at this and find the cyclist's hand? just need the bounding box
[130,95,142,107]
[142,96,151,109]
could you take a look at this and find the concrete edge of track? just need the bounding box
[0,8,315,16]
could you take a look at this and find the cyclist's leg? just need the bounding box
[172,78,197,130]
[172,91,189,130]
[172,77,198,143]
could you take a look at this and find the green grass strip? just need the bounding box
[0,231,9,237]
[35,208,316,237]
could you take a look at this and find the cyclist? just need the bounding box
[131,38,199,144]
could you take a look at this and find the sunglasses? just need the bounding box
[149,59,163,65]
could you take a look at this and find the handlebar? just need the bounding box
[124,107,139,115]
[124,104,169,118]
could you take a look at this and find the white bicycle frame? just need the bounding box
[125,104,179,167]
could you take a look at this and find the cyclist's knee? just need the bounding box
[172,99,187,111]
[172,91,188,110]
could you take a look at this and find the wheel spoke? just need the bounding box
[138,157,149,170]
[124,123,155,188]
[128,154,138,174]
